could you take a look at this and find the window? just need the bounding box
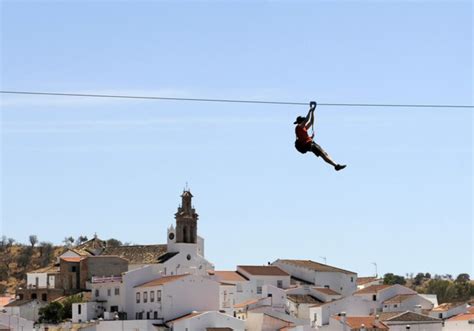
[154,311,158,319]
[372,294,377,301]
[351,277,354,282]
[72,266,77,272]
[439,313,443,319]
[150,291,155,302]
[95,289,100,297]
[257,286,262,294]
[157,290,162,302]
[144,292,148,303]
[78,304,82,314]
[136,292,140,303]
[115,287,120,295]
[31,293,37,300]
[107,288,111,297]
[277,280,283,288]
[394,304,398,308]
[146,312,150,319]
[237,284,243,292]
[42,293,47,301]
[324,285,330,288]
[111,306,119,312]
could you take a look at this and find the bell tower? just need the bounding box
[175,190,198,244]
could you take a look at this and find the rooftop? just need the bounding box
[314,287,341,296]
[276,259,356,275]
[287,294,323,305]
[357,276,379,286]
[209,270,248,282]
[135,274,188,288]
[432,302,467,312]
[383,294,417,304]
[333,316,389,330]
[4,299,34,307]
[238,265,289,277]
[385,311,441,323]
[101,244,167,264]
[447,313,474,322]
[167,312,203,324]
[354,284,392,295]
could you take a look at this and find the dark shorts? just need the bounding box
[295,140,327,157]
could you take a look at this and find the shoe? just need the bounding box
[335,164,346,171]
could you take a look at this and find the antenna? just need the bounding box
[319,256,327,264]
[372,262,378,277]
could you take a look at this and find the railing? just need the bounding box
[92,276,123,283]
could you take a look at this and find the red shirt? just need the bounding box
[295,124,313,144]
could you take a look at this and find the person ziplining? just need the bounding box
[294,101,347,171]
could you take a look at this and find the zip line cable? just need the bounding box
[1,90,473,109]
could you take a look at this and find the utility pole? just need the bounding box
[372,262,378,277]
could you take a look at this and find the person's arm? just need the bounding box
[305,102,316,129]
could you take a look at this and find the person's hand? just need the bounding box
[309,101,317,110]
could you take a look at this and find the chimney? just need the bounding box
[414,305,422,314]
[339,312,347,331]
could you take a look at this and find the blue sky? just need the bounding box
[1,1,472,277]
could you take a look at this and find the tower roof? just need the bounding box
[181,190,193,198]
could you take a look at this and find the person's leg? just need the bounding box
[310,143,338,167]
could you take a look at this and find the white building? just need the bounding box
[382,293,434,312]
[209,270,249,304]
[26,265,59,289]
[429,302,468,320]
[353,284,417,310]
[308,295,376,328]
[235,265,290,302]
[326,314,389,331]
[356,276,383,290]
[444,311,474,331]
[381,311,442,331]
[133,273,220,322]
[272,259,357,297]
[2,299,45,322]
[166,311,245,331]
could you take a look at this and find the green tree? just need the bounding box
[39,242,54,267]
[106,238,122,247]
[455,273,470,283]
[414,273,425,286]
[61,295,83,319]
[425,279,457,303]
[383,273,406,285]
[39,302,63,324]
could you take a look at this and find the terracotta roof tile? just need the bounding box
[277,259,356,275]
[432,302,467,312]
[167,312,203,324]
[238,265,289,276]
[101,244,167,264]
[135,274,188,288]
[314,287,340,295]
[357,276,379,285]
[354,284,392,295]
[287,294,323,304]
[447,313,474,322]
[60,257,84,262]
[234,298,260,308]
[383,294,416,304]
[385,311,441,322]
[334,316,389,330]
[210,271,248,282]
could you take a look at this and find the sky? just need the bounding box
[1,1,472,278]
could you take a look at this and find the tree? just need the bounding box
[39,242,54,267]
[39,302,63,324]
[61,295,83,319]
[0,265,8,281]
[425,279,457,303]
[414,273,425,286]
[106,238,122,248]
[383,273,406,285]
[455,273,470,283]
[425,272,431,279]
[75,236,88,245]
[16,248,32,269]
[63,237,74,247]
[29,235,38,248]
[7,238,15,247]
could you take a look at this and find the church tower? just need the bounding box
[175,190,198,243]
